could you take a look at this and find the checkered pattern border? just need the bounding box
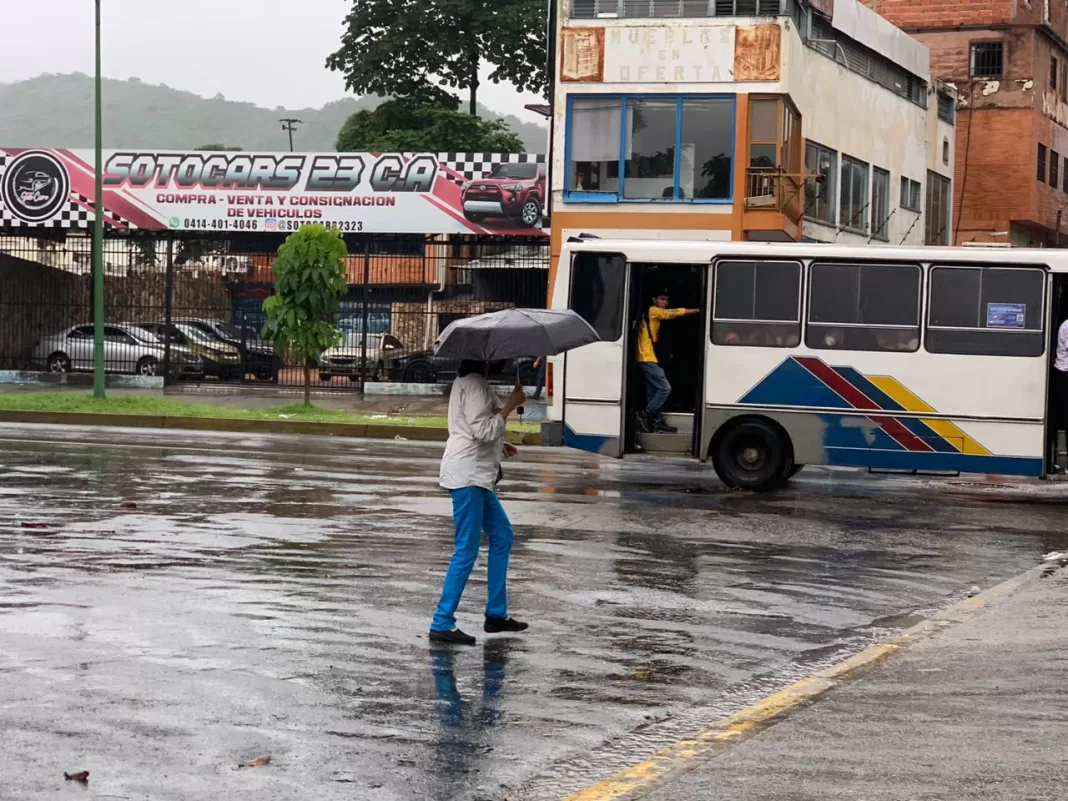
[0,154,134,231]
[437,152,547,186]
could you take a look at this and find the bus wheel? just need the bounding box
[787,464,805,479]
[713,419,790,492]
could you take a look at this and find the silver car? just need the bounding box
[318,334,405,382]
[33,323,203,378]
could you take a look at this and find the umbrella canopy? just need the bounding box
[433,308,599,361]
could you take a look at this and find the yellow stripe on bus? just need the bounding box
[867,376,992,456]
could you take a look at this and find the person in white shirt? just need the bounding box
[1050,319,1068,471]
[431,360,529,645]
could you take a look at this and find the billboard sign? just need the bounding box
[0,148,548,236]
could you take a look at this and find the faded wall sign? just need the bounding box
[560,28,604,82]
[602,25,736,83]
[734,25,781,82]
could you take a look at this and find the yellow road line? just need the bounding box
[561,571,1029,801]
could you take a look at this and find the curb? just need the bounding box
[0,410,543,446]
[558,565,1041,801]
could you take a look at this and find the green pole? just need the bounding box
[92,0,105,399]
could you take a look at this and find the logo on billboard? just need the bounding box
[1,150,71,223]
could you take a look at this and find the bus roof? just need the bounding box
[560,238,1068,271]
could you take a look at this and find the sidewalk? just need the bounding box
[637,565,1068,801]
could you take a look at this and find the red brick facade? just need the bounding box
[868,2,1068,244]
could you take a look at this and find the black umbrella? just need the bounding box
[433,308,599,361]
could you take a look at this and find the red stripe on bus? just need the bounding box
[794,356,879,410]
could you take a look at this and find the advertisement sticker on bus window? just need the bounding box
[986,302,1027,329]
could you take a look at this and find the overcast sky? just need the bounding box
[0,0,542,118]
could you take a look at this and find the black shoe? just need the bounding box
[635,412,653,434]
[429,628,477,645]
[653,417,678,434]
[484,616,529,634]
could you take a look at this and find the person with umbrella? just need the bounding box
[430,361,528,645]
[429,309,599,645]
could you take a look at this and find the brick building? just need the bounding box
[869,0,1068,245]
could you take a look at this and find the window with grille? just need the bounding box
[1053,150,1061,188]
[871,168,890,241]
[925,172,951,246]
[1039,144,1048,183]
[804,142,836,225]
[839,155,869,233]
[937,93,955,124]
[970,41,1004,78]
[900,177,921,212]
[1052,56,1059,91]
[570,0,782,16]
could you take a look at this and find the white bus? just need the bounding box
[543,239,1068,491]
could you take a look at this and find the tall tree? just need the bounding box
[262,226,349,406]
[335,99,524,152]
[326,0,547,116]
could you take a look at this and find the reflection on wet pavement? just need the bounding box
[1,424,1066,800]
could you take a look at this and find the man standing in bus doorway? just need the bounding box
[637,289,699,433]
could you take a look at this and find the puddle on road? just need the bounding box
[0,430,1063,799]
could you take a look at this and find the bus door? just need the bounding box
[562,252,630,458]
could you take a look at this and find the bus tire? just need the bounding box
[787,464,805,479]
[712,418,790,492]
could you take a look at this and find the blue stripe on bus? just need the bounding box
[819,414,905,450]
[741,358,852,409]
[832,367,904,412]
[895,417,962,453]
[564,426,614,456]
[824,448,1044,477]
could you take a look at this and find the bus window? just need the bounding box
[711,260,801,347]
[807,262,921,352]
[926,266,1045,357]
[569,252,626,342]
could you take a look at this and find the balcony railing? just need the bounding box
[570,0,787,18]
[744,168,803,220]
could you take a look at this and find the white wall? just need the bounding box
[783,28,935,247]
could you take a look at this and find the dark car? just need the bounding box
[170,318,280,381]
[390,351,537,385]
[461,163,545,228]
[144,322,244,380]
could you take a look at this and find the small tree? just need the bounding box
[262,225,349,406]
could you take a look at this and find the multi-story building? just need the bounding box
[547,0,956,286]
[869,0,1068,246]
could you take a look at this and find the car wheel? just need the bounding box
[404,362,436,384]
[712,418,790,492]
[464,211,486,223]
[47,352,71,373]
[518,197,542,228]
[136,356,158,377]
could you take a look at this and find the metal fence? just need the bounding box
[0,232,550,390]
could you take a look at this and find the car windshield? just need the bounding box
[123,326,163,345]
[491,163,538,180]
[216,322,261,341]
[175,325,217,344]
[339,334,382,349]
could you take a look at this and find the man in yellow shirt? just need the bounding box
[637,290,699,433]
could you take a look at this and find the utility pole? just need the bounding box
[93,0,106,399]
[279,118,302,152]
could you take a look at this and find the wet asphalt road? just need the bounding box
[1,424,1067,801]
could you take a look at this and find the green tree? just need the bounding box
[326,0,547,116]
[261,226,350,406]
[335,99,524,152]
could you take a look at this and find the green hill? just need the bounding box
[0,73,547,153]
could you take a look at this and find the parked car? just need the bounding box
[318,334,405,382]
[144,322,243,380]
[32,323,203,379]
[461,162,545,228]
[390,351,537,385]
[169,317,280,381]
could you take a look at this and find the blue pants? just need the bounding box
[532,360,546,400]
[639,362,671,417]
[431,486,515,632]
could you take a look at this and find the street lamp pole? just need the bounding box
[279,118,302,152]
[92,0,106,399]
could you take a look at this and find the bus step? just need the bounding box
[636,432,693,455]
[867,468,961,478]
